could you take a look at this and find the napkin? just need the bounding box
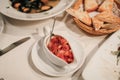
[82,30,120,80]
[0,15,107,80]
[0,33,72,80]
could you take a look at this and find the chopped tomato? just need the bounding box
[47,35,74,63]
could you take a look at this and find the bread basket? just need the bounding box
[70,0,120,35]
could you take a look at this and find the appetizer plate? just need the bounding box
[82,30,120,80]
[0,0,75,20]
[0,14,4,33]
[31,33,85,76]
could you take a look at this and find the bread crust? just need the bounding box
[73,0,83,10]
[74,18,120,35]
[85,0,98,12]
[66,9,92,26]
[95,10,120,24]
[98,0,114,12]
[92,17,104,31]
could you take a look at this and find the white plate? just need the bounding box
[0,0,75,20]
[0,14,4,33]
[82,30,120,80]
[31,33,85,76]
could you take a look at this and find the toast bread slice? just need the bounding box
[102,23,120,29]
[95,10,120,24]
[66,8,92,26]
[92,17,104,31]
[98,0,114,12]
[85,0,98,12]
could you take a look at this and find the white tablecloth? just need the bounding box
[0,13,107,80]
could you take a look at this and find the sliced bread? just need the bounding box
[98,0,114,12]
[95,10,120,24]
[92,17,104,31]
[85,0,98,12]
[66,8,92,26]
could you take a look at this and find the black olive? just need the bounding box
[18,6,24,12]
[25,2,31,8]
[19,0,27,6]
[30,1,39,9]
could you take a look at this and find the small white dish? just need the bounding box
[39,34,68,67]
[0,0,75,20]
[82,30,120,80]
[0,14,4,33]
[31,32,85,76]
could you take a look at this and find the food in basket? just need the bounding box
[66,9,92,26]
[47,35,74,63]
[92,17,104,31]
[95,10,120,24]
[66,0,120,35]
[98,0,114,12]
[85,0,98,12]
[9,0,60,13]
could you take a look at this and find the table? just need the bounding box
[0,13,107,80]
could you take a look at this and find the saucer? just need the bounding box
[31,35,85,76]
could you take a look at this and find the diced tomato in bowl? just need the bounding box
[47,35,74,64]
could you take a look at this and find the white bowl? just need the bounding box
[39,34,69,67]
[38,32,85,68]
[0,0,75,20]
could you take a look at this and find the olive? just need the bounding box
[25,2,31,8]
[30,1,39,9]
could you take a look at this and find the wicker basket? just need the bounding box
[73,0,120,36]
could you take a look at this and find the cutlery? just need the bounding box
[50,17,56,38]
[0,37,30,56]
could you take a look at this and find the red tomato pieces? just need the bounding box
[47,35,74,63]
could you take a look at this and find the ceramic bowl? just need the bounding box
[39,34,70,67]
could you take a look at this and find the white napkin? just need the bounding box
[82,30,120,80]
[0,15,107,80]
